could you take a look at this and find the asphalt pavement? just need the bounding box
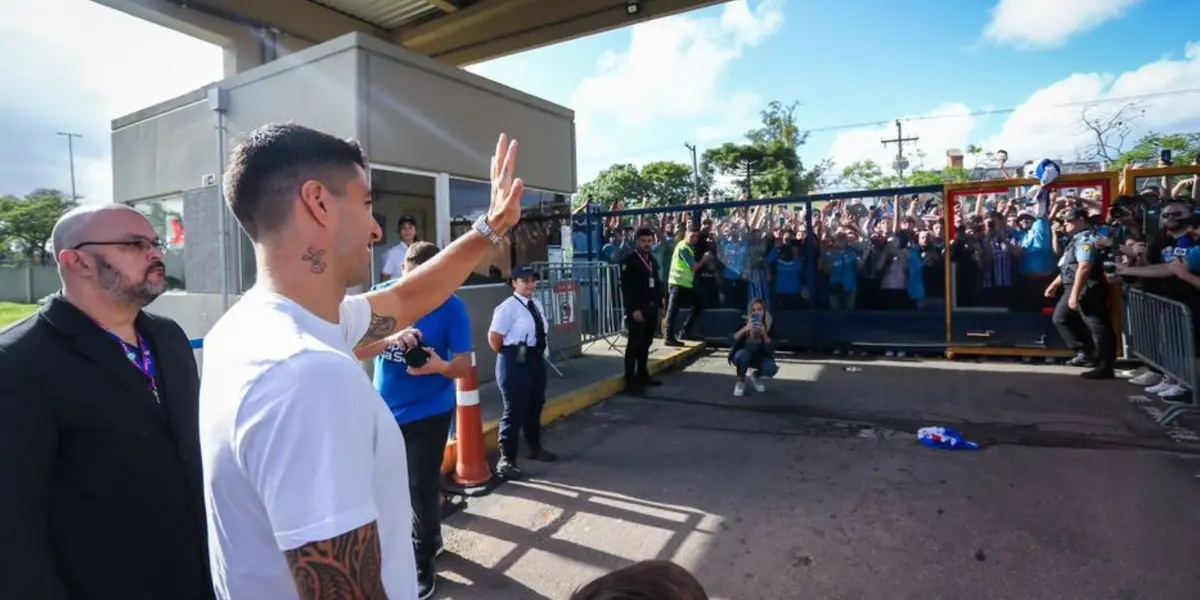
[432,351,1200,600]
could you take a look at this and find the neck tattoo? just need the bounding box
[301,247,327,274]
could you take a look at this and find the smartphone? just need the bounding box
[1096,226,1110,238]
[751,313,762,327]
[1161,149,1173,165]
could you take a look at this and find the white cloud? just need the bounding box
[822,41,1200,175]
[571,0,784,180]
[0,0,223,203]
[983,0,1144,49]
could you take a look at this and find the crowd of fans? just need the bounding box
[592,161,1200,363]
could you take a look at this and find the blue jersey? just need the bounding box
[369,281,472,425]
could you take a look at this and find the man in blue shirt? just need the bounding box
[353,241,474,599]
[1011,209,1055,312]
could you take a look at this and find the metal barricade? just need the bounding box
[1122,287,1200,425]
[530,261,625,351]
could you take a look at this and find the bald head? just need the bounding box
[52,203,148,255]
[54,204,169,308]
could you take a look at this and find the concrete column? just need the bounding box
[222,28,266,77]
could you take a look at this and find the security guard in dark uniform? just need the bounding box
[1046,207,1115,379]
[487,266,555,480]
[620,227,664,393]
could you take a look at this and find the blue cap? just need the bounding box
[510,265,539,281]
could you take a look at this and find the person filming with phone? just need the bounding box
[353,241,473,599]
[729,297,779,397]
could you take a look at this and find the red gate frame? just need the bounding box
[941,172,1121,359]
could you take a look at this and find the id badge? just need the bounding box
[517,345,527,363]
[649,278,656,289]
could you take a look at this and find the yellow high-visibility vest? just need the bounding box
[668,243,695,288]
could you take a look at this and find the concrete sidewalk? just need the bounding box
[434,354,1200,600]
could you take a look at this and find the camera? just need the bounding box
[402,344,430,368]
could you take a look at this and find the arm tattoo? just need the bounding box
[302,248,328,274]
[355,312,397,349]
[284,523,389,600]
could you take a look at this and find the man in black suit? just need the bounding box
[620,227,664,393]
[0,204,213,600]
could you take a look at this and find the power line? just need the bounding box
[587,86,1200,163]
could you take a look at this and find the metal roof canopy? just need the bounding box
[94,0,729,67]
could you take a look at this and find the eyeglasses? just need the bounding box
[1163,212,1188,219]
[72,238,167,253]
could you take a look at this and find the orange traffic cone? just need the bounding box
[451,352,492,493]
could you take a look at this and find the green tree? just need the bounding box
[0,189,77,264]
[906,166,971,186]
[639,160,696,206]
[837,160,903,190]
[1112,132,1200,169]
[701,100,826,199]
[577,163,646,209]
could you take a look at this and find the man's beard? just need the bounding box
[96,256,167,308]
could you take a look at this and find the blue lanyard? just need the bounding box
[108,331,160,403]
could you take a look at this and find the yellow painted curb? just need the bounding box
[441,342,706,473]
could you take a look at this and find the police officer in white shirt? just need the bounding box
[487,265,555,480]
[380,215,419,281]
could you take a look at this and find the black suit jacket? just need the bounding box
[0,294,214,600]
[620,250,663,318]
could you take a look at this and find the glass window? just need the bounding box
[131,196,186,291]
[449,178,491,221]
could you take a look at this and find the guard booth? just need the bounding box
[111,32,579,382]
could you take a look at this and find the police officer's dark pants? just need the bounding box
[625,307,658,381]
[666,285,702,340]
[496,347,548,458]
[398,410,453,566]
[1052,283,1115,367]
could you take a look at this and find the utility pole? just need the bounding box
[684,142,700,201]
[881,120,918,179]
[57,132,81,202]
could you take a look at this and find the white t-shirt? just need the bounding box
[381,242,409,279]
[199,288,416,600]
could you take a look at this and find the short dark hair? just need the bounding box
[223,123,367,240]
[570,561,708,600]
[635,227,654,239]
[404,241,440,266]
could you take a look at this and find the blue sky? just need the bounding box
[467,0,1200,184]
[2,0,1198,201]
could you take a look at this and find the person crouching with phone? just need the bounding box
[488,265,556,481]
[729,298,779,397]
[354,241,474,600]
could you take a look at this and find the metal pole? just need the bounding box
[56,132,81,201]
[208,87,231,311]
[684,142,700,201]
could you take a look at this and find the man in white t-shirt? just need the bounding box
[380,214,419,281]
[199,123,525,600]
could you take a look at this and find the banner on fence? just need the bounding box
[552,281,576,331]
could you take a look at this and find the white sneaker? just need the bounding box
[1119,366,1149,379]
[750,375,766,393]
[896,350,907,358]
[734,381,746,397]
[1130,371,1162,386]
[1159,384,1190,403]
[1146,379,1175,395]
[885,350,896,357]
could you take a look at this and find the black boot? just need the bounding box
[495,454,523,480]
[417,558,436,600]
[1080,365,1115,379]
